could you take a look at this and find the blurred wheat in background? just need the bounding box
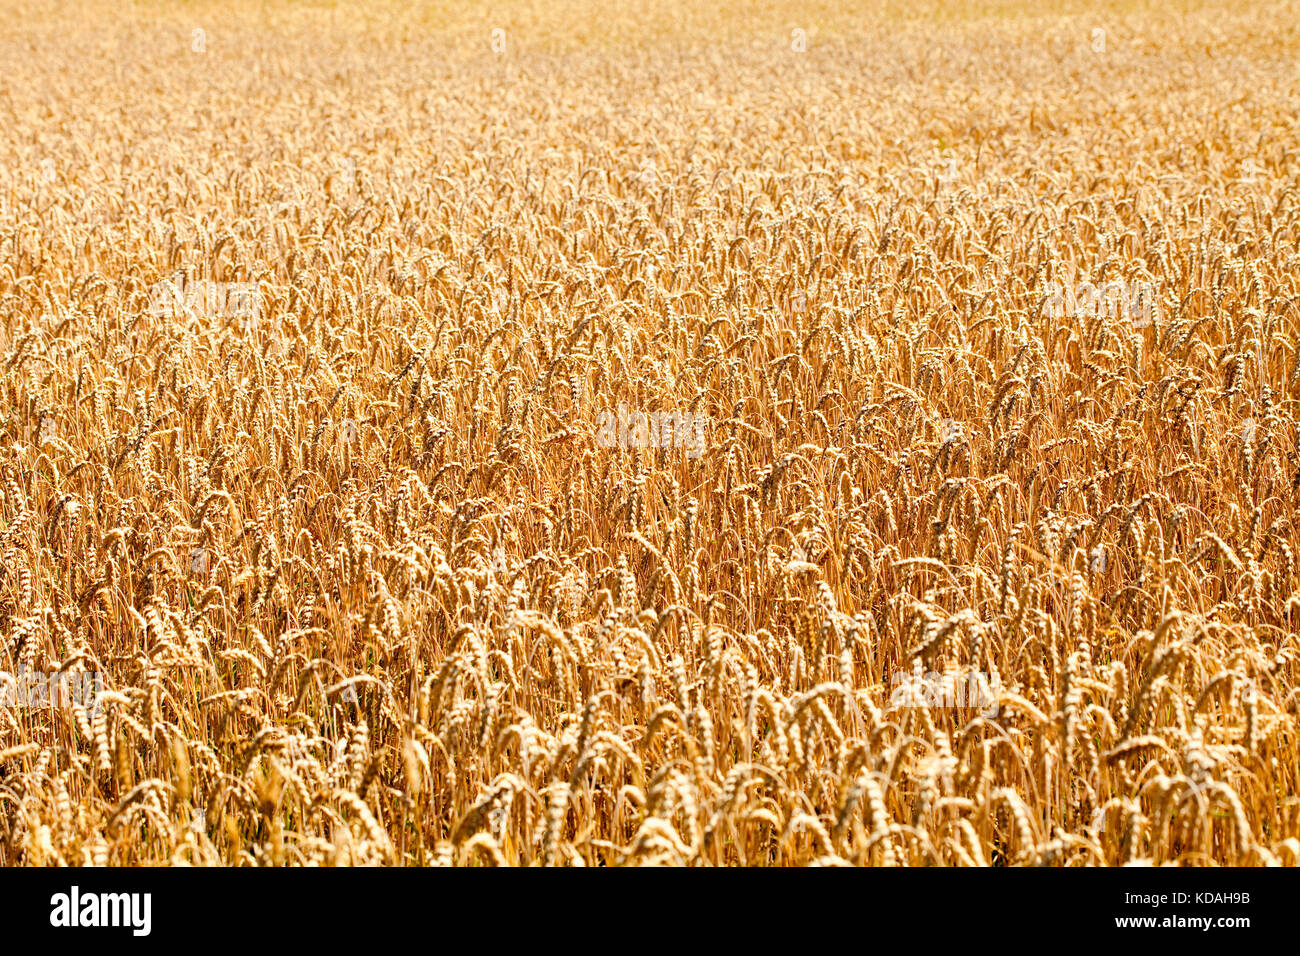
[0,0,1298,866]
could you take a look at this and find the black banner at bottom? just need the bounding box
[0,865,1278,944]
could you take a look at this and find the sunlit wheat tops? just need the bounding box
[0,0,1297,867]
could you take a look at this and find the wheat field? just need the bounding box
[0,0,1298,867]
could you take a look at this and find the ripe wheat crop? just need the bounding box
[0,0,1298,867]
